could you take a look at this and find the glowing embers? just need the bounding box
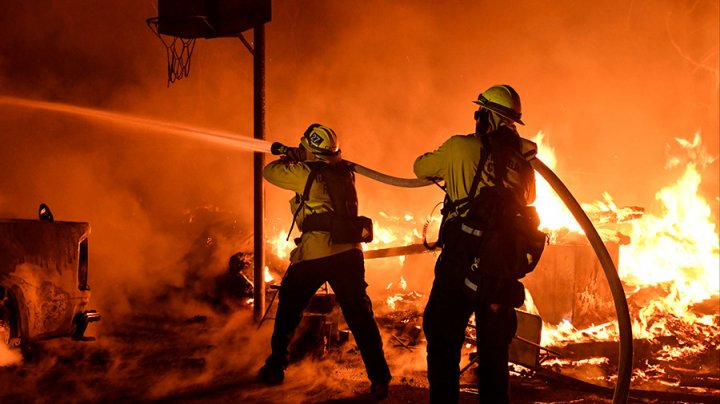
[385,276,423,312]
[378,276,425,349]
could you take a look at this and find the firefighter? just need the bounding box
[413,85,538,403]
[257,124,392,399]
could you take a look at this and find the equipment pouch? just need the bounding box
[511,206,547,277]
[330,216,374,244]
[456,204,547,304]
[464,205,547,281]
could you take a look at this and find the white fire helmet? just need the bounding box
[301,123,340,158]
[473,84,524,125]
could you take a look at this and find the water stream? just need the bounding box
[0,95,427,187]
[0,96,272,153]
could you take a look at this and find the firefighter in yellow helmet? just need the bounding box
[414,85,538,403]
[258,124,391,399]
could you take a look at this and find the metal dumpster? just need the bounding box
[0,219,100,346]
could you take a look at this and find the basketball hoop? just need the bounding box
[146,0,271,85]
[147,17,204,85]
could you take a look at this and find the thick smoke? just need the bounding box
[0,0,717,395]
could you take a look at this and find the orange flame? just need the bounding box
[533,132,719,345]
[269,229,294,260]
[531,131,583,235]
[618,134,719,339]
[364,212,421,266]
[264,266,274,283]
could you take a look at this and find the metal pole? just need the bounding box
[252,24,266,322]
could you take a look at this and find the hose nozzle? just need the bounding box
[271,142,289,155]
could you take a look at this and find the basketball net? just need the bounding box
[147,19,196,86]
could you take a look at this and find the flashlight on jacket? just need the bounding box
[271,142,289,155]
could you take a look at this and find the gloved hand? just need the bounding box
[282,147,307,163]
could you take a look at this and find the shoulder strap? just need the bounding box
[445,136,491,213]
[301,162,321,201]
[286,163,321,240]
[468,135,492,198]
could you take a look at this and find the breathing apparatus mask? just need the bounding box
[475,108,501,135]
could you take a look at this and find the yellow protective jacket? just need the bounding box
[263,159,360,264]
[414,130,538,212]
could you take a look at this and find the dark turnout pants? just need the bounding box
[265,249,391,385]
[423,252,518,404]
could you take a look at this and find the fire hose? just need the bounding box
[268,143,632,403]
[348,158,633,404]
[527,158,632,404]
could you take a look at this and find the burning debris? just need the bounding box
[377,276,425,349]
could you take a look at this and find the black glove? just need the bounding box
[270,142,289,155]
[283,147,307,163]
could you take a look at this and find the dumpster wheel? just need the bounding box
[0,287,21,348]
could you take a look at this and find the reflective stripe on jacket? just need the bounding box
[263,159,359,264]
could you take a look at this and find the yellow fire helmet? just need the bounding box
[473,84,524,125]
[301,123,340,158]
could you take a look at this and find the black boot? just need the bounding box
[370,382,389,400]
[257,363,285,385]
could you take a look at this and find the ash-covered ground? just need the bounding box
[0,208,717,403]
[0,306,606,403]
[1,281,718,404]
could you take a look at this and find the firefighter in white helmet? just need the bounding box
[414,85,538,403]
[258,124,391,399]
